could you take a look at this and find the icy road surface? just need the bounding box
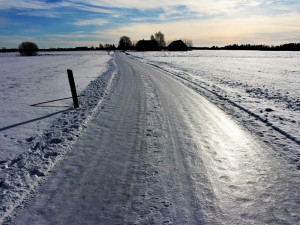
[12,52,299,224]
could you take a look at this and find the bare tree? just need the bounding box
[118,36,132,50]
[183,39,193,48]
[154,31,166,48]
[104,44,113,54]
[18,41,39,56]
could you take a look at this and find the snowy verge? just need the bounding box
[0,51,111,161]
[0,54,119,224]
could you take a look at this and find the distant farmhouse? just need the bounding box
[136,39,159,51]
[135,39,188,51]
[168,40,188,51]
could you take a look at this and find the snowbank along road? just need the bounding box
[11,52,300,224]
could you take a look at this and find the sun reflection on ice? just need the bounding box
[177,91,299,223]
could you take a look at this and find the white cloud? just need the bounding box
[0,0,115,14]
[72,4,116,14]
[98,12,300,46]
[2,0,298,21]
[1,0,299,48]
[17,10,63,18]
[47,33,91,39]
[0,0,61,10]
[74,18,108,26]
[69,0,265,15]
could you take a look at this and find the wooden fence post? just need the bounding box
[67,69,79,108]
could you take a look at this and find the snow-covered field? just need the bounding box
[0,50,299,223]
[0,51,116,222]
[6,52,300,224]
[0,51,111,161]
[130,50,300,164]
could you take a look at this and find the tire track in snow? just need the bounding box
[10,52,300,224]
[147,63,300,145]
[125,53,300,224]
[145,62,300,168]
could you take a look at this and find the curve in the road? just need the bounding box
[12,52,300,225]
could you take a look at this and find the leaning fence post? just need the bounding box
[67,69,79,108]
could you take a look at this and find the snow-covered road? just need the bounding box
[12,52,299,224]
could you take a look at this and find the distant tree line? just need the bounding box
[222,43,300,51]
[117,32,167,51]
[195,43,300,51]
[117,31,193,51]
[1,40,299,54]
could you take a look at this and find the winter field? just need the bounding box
[0,50,299,223]
[0,51,112,161]
[0,51,115,222]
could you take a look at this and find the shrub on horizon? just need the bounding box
[18,41,39,56]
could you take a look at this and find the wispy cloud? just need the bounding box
[1,0,299,20]
[0,0,115,17]
[16,10,64,18]
[74,18,108,26]
[98,11,300,46]
[71,4,116,14]
[0,0,299,48]
[47,33,92,39]
[0,0,47,10]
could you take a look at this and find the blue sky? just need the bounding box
[0,0,300,48]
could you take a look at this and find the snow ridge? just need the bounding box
[0,55,119,224]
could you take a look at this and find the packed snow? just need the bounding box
[8,52,300,224]
[129,50,300,165]
[0,50,299,224]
